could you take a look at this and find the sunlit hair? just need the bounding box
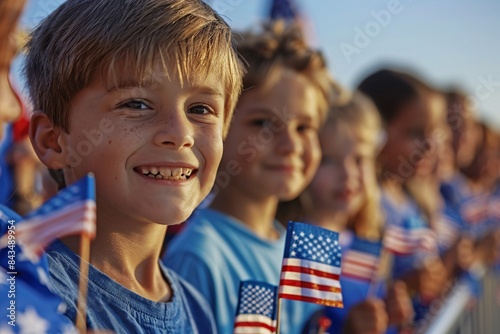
[235,20,341,124]
[277,91,385,241]
[0,0,27,68]
[23,0,244,135]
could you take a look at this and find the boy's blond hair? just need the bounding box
[235,21,340,124]
[24,0,244,135]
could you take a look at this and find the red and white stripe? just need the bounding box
[9,200,96,258]
[278,257,343,308]
[341,249,378,282]
[383,225,417,256]
[461,197,488,225]
[233,314,276,334]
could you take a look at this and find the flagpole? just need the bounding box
[366,253,381,298]
[275,298,282,334]
[75,233,91,333]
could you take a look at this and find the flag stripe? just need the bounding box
[342,263,373,278]
[278,285,343,301]
[279,279,341,293]
[234,314,276,327]
[282,258,341,275]
[234,326,275,334]
[278,293,343,307]
[234,314,276,333]
[21,206,95,242]
[280,271,341,288]
[343,251,377,266]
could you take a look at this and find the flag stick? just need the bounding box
[75,233,91,333]
[275,298,283,334]
[366,254,381,298]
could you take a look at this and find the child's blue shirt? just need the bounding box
[163,208,320,334]
[46,239,216,334]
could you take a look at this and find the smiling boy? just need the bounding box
[24,0,243,332]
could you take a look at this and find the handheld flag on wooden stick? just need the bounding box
[278,222,343,307]
[234,281,278,334]
[0,174,96,333]
[0,174,96,260]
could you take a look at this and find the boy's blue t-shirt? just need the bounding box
[46,239,216,334]
[163,208,320,334]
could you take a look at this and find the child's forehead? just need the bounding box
[99,58,225,95]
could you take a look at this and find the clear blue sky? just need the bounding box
[16,0,500,127]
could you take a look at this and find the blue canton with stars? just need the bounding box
[284,222,342,267]
[235,281,277,319]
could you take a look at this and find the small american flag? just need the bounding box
[460,195,489,226]
[0,174,96,260]
[342,237,382,282]
[383,216,437,256]
[233,281,277,334]
[278,222,343,308]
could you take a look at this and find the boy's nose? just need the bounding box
[153,113,194,149]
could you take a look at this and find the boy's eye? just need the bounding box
[188,105,215,115]
[120,100,150,110]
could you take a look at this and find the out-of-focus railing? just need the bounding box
[418,268,500,334]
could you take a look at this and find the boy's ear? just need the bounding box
[29,112,67,169]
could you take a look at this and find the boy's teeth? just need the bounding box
[139,166,193,180]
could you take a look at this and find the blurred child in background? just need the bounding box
[164,22,337,334]
[358,69,449,320]
[279,92,413,334]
